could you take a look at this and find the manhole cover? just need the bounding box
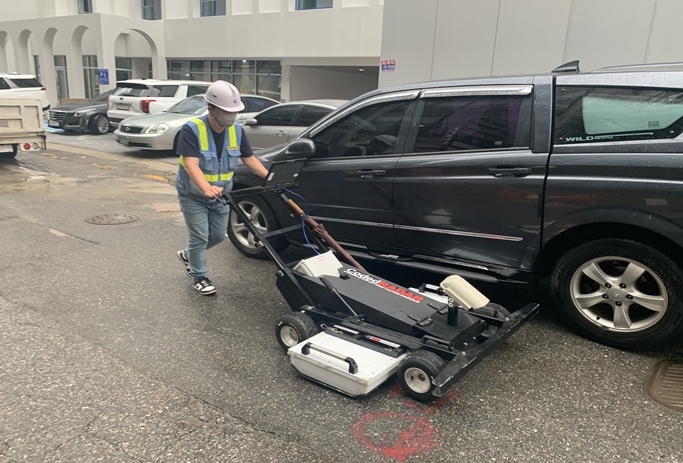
[85,214,140,225]
[644,361,683,413]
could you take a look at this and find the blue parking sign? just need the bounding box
[97,69,109,85]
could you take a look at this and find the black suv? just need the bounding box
[229,61,683,349]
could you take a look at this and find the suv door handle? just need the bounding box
[276,131,286,136]
[355,169,386,178]
[488,167,531,178]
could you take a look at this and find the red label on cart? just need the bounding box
[345,269,424,303]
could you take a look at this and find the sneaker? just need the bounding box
[177,250,191,278]
[193,277,217,296]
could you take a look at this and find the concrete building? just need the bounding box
[4,0,683,108]
[380,0,683,88]
[0,0,384,106]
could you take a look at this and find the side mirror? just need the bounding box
[283,139,316,160]
[244,118,258,125]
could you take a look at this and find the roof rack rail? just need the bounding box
[552,60,580,74]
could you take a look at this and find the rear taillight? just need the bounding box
[40,87,46,91]
[141,99,156,113]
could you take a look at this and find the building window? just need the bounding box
[142,0,161,20]
[54,55,69,102]
[295,0,333,10]
[200,0,226,16]
[115,57,132,82]
[78,0,93,14]
[33,55,41,83]
[82,55,99,99]
[166,59,281,100]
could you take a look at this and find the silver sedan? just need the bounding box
[242,100,347,150]
[114,95,280,151]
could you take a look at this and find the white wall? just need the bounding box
[0,0,40,20]
[380,0,683,88]
[287,66,378,101]
[164,2,383,59]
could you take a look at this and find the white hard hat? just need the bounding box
[204,80,245,112]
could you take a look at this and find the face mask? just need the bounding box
[214,111,237,128]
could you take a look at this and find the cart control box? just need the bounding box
[293,251,343,278]
[288,332,406,397]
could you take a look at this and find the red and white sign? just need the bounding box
[381,59,396,72]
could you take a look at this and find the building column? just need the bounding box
[0,35,8,73]
[152,49,167,79]
[35,44,58,107]
[67,27,87,99]
[280,64,291,102]
[13,32,32,74]
[95,29,117,93]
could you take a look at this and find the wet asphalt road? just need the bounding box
[1,133,682,463]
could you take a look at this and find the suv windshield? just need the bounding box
[10,78,43,88]
[166,96,207,115]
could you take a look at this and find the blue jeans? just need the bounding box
[178,194,229,279]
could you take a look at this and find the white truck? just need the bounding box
[0,98,47,158]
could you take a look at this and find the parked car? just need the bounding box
[107,79,211,127]
[113,94,280,151]
[229,61,683,350]
[47,89,115,135]
[0,73,50,110]
[241,100,346,149]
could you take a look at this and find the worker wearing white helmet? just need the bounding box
[175,80,268,295]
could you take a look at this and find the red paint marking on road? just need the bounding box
[403,389,461,415]
[388,383,404,397]
[387,383,461,414]
[352,412,442,462]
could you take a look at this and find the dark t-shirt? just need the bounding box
[176,123,254,159]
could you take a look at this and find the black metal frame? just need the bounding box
[224,185,539,399]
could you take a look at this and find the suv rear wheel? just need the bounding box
[551,239,683,348]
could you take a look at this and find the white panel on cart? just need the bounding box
[288,332,406,397]
[293,251,343,278]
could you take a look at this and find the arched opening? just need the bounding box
[16,29,33,75]
[114,29,159,81]
[40,27,71,105]
[76,26,101,98]
[0,31,11,72]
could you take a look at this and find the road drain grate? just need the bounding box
[85,214,140,225]
[644,361,683,413]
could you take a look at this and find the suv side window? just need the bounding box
[0,78,10,90]
[555,86,683,144]
[255,105,299,126]
[413,95,531,153]
[310,100,411,158]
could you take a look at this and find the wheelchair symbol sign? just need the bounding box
[97,69,109,85]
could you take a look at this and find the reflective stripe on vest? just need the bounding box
[178,118,238,182]
[178,155,234,182]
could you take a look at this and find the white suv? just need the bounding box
[0,73,50,110]
[107,79,210,127]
